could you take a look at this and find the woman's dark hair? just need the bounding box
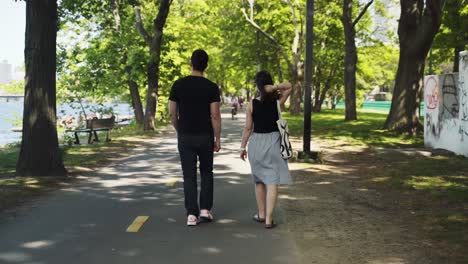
[255,70,280,102]
[191,49,209,72]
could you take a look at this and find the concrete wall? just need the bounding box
[459,51,468,150]
[424,51,468,156]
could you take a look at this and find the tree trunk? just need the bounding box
[110,0,121,31]
[110,0,144,125]
[385,54,425,133]
[384,0,446,133]
[16,0,66,177]
[313,83,320,112]
[122,53,144,126]
[289,76,302,114]
[312,67,322,112]
[128,79,144,125]
[314,93,325,112]
[144,49,159,130]
[342,0,358,121]
[314,69,335,112]
[135,1,171,131]
[331,94,337,110]
[289,62,303,115]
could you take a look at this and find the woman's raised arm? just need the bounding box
[264,82,293,105]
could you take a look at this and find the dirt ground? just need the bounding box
[281,138,466,264]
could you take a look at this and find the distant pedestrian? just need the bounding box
[239,70,293,229]
[239,97,244,109]
[231,96,238,120]
[169,49,221,226]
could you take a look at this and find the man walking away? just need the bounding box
[169,49,221,226]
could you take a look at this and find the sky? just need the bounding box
[0,1,26,67]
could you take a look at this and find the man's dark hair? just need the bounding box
[191,49,209,72]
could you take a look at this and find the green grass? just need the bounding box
[0,124,162,211]
[369,154,468,246]
[283,108,467,249]
[0,146,19,175]
[284,108,423,148]
[372,155,468,202]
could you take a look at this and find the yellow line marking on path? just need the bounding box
[126,216,149,233]
[166,178,178,186]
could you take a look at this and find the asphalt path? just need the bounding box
[0,111,300,264]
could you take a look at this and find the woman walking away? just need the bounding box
[239,70,293,229]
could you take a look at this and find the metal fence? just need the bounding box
[334,101,425,115]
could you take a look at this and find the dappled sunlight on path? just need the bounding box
[0,110,299,264]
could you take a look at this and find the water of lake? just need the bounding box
[0,98,133,146]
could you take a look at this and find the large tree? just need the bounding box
[311,0,344,113]
[384,0,446,133]
[58,0,147,125]
[341,0,374,121]
[134,0,172,131]
[16,0,67,177]
[111,0,145,125]
[241,0,305,115]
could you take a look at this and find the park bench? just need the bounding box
[65,116,115,145]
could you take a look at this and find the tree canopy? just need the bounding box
[53,0,460,123]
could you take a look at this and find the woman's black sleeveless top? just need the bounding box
[252,99,279,133]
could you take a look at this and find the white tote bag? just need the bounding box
[276,101,293,159]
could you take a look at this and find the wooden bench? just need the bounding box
[66,116,115,145]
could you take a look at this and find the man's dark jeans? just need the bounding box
[177,133,214,216]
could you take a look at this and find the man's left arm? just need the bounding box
[210,85,222,152]
[168,81,179,132]
[169,100,178,132]
[210,102,221,152]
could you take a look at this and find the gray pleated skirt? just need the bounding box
[248,132,292,185]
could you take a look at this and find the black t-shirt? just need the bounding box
[252,99,280,133]
[169,76,220,135]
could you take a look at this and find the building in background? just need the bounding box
[13,66,24,81]
[0,60,12,84]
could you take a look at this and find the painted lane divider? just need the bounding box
[166,178,178,186]
[126,216,149,232]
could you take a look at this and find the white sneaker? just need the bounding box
[199,209,214,222]
[187,215,198,226]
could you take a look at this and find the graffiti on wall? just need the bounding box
[425,74,461,139]
[441,74,459,120]
[425,76,441,138]
[424,51,468,156]
[459,52,468,140]
[460,87,468,139]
